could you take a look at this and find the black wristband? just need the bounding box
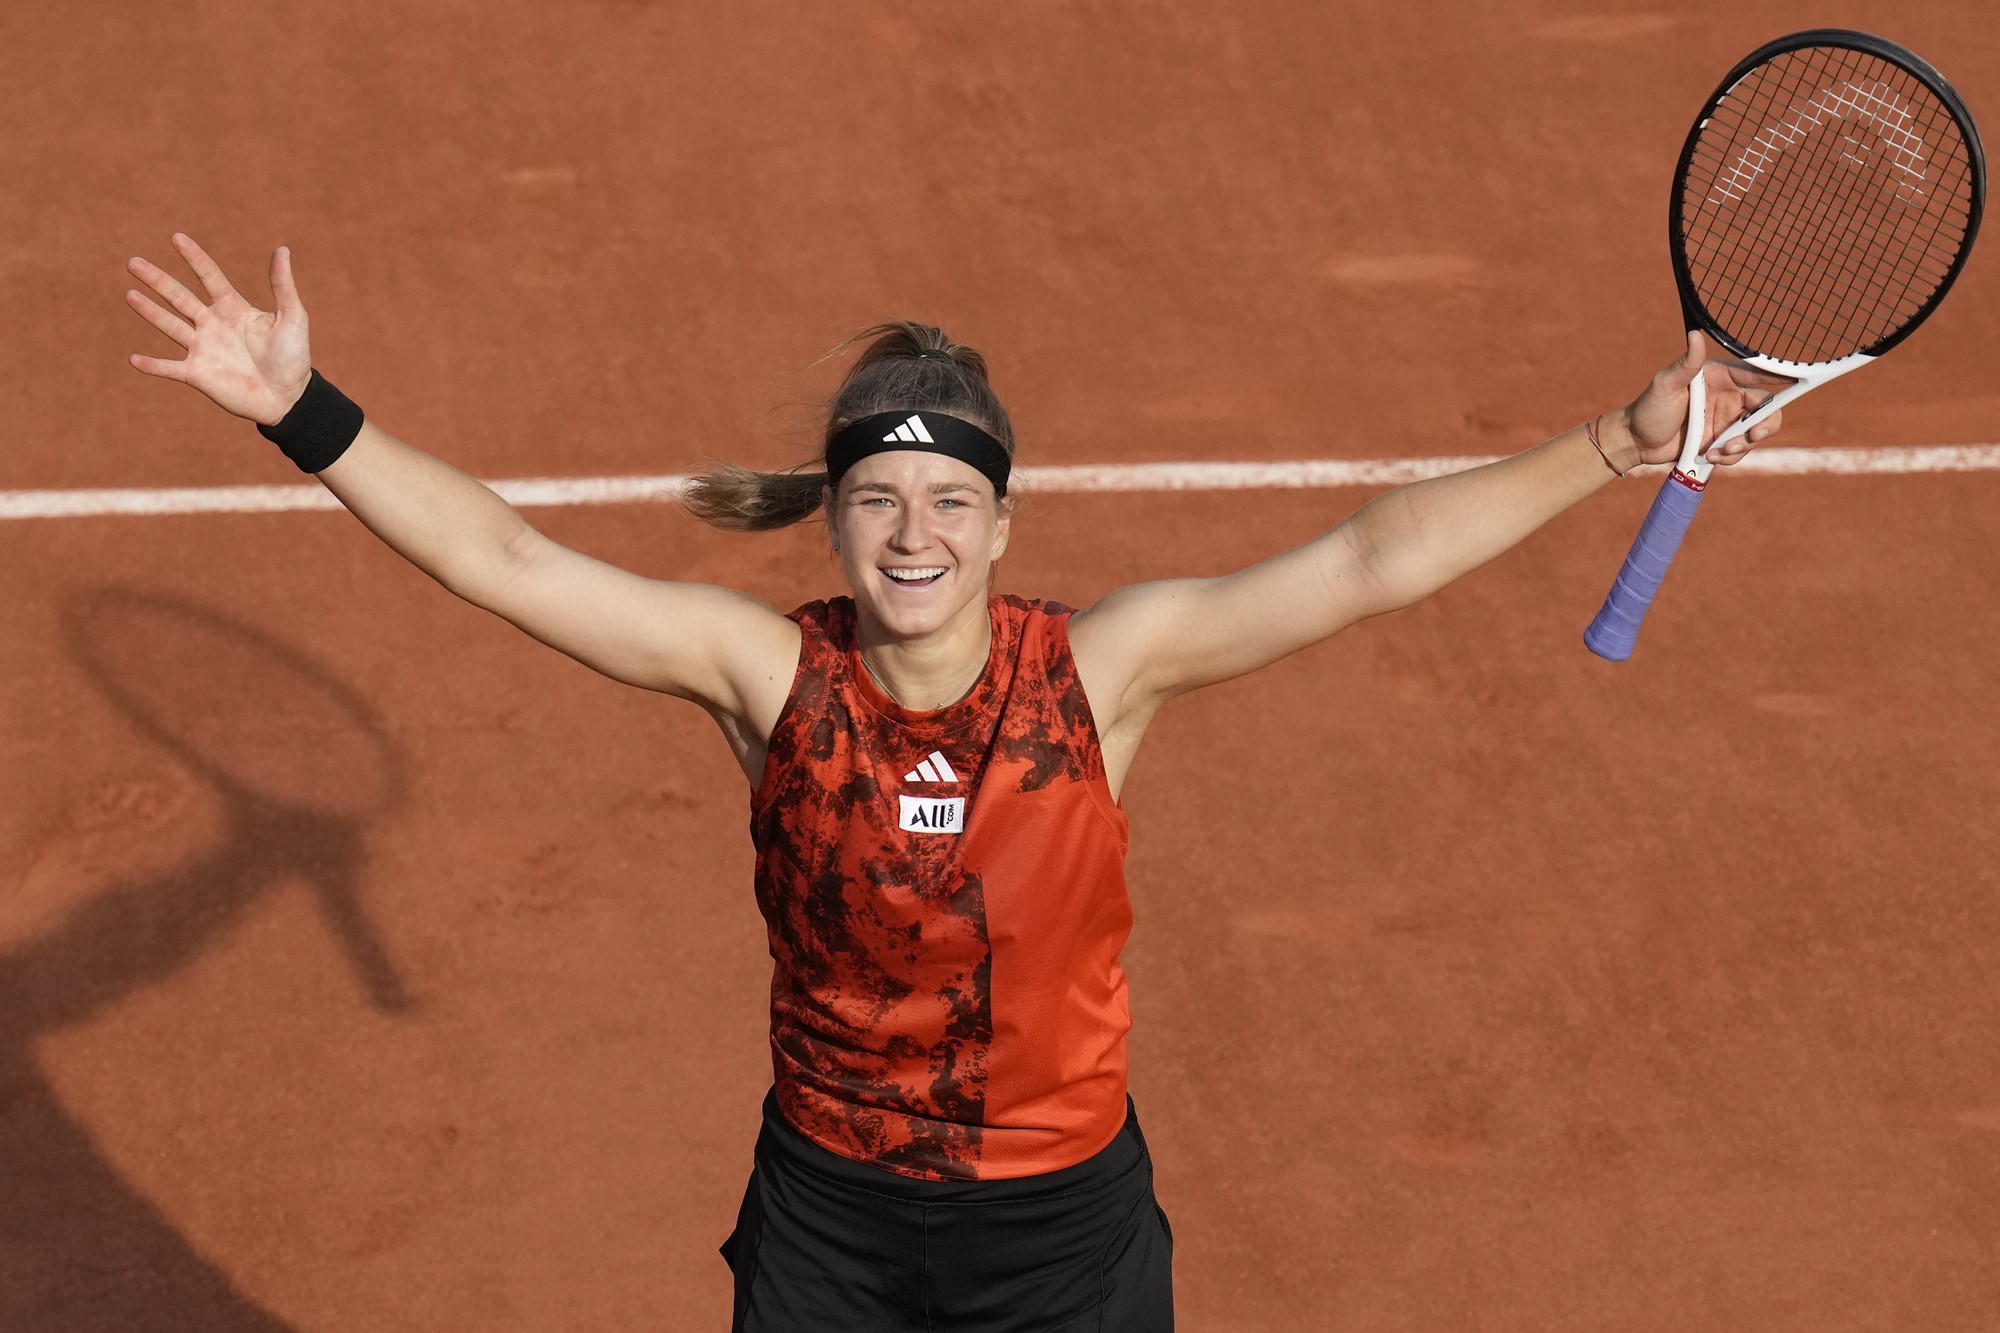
[258,369,365,474]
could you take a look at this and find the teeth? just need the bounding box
[886,567,947,582]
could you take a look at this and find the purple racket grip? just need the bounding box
[1584,471,1708,661]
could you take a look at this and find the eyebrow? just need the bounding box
[848,481,980,496]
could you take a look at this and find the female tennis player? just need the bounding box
[125,233,1785,1332]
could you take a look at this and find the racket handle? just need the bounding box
[1583,472,1708,661]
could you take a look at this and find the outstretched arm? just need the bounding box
[124,235,797,713]
[1071,334,1788,721]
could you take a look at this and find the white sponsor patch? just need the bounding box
[898,795,965,834]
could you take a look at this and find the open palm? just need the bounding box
[126,234,312,427]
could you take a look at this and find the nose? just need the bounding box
[889,503,933,553]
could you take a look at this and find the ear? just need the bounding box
[990,495,1013,562]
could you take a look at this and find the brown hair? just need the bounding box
[681,321,1016,531]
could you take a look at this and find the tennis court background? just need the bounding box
[3,1,1997,1328]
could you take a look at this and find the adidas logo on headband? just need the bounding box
[884,415,935,445]
[825,410,1013,497]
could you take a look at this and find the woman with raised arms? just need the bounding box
[125,233,1783,1332]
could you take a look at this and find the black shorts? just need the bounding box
[720,1089,1175,1332]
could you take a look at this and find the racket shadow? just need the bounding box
[0,587,420,1331]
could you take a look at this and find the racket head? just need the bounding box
[1669,29,1986,365]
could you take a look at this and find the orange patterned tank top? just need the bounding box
[750,593,1133,1181]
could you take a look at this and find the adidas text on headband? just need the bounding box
[824,412,1012,498]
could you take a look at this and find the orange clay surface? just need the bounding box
[4,2,1999,1329]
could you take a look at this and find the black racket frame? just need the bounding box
[1667,27,1987,362]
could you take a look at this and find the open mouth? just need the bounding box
[882,566,949,589]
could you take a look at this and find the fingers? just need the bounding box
[1626,331,1709,456]
[1660,329,1707,391]
[1741,408,1784,450]
[125,287,196,347]
[172,232,239,303]
[1708,408,1784,464]
[268,245,304,317]
[128,352,188,382]
[127,254,208,323]
[1722,362,1793,392]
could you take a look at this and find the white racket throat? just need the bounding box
[1672,348,1873,486]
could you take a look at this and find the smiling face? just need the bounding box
[828,450,1012,643]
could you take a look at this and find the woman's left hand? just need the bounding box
[1621,330,1793,468]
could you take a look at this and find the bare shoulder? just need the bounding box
[1068,579,1205,669]
[1069,518,1383,715]
[1067,578,1207,729]
[486,532,803,720]
[667,582,805,703]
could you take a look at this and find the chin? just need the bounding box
[866,596,955,639]
[855,574,986,640]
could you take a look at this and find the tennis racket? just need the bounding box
[1584,29,1985,661]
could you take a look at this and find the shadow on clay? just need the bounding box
[0,587,416,1331]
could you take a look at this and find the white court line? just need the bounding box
[3,444,1999,521]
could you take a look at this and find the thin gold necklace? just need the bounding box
[860,644,986,710]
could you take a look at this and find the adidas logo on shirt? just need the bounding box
[903,750,959,784]
[884,414,935,445]
[899,750,963,834]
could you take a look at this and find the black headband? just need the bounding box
[824,411,1012,497]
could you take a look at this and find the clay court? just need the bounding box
[4,1,1998,1328]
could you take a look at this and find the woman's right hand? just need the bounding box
[126,234,312,426]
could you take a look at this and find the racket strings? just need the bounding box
[1687,51,1972,358]
[1678,44,1976,364]
[1705,115,1964,353]
[1690,58,1966,358]
[1688,50,1967,355]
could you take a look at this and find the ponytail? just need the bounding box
[679,463,828,532]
